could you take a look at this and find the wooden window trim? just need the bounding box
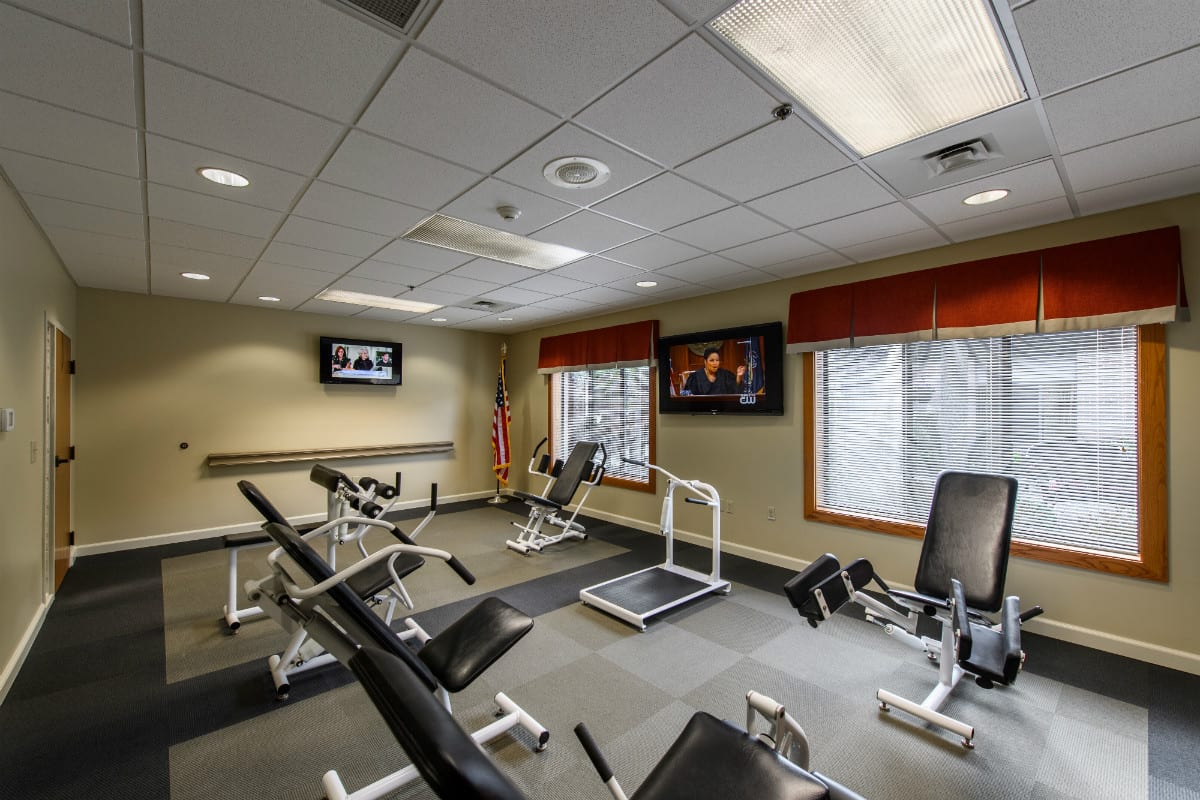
[803,324,1167,581]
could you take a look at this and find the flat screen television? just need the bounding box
[657,321,783,415]
[319,336,402,385]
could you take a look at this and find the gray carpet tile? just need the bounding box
[597,622,745,698]
[749,624,908,702]
[1151,776,1200,800]
[1057,683,1149,738]
[1034,714,1149,798]
[668,589,797,654]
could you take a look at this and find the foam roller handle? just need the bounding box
[360,500,383,518]
[429,482,438,511]
[622,457,646,467]
[684,496,710,505]
[446,555,476,585]
[573,723,613,782]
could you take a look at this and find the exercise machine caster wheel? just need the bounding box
[275,685,290,701]
[961,737,975,750]
[878,701,890,712]
[535,731,550,752]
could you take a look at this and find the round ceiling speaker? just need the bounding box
[543,156,611,189]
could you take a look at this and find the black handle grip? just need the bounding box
[389,528,417,546]
[684,497,708,505]
[446,555,476,585]
[429,483,438,511]
[573,723,613,782]
[1019,605,1044,623]
[622,457,646,467]
[533,436,548,457]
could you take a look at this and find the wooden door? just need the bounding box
[53,328,71,590]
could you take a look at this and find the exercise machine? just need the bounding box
[241,485,549,800]
[579,459,730,631]
[783,471,1043,748]
[342,640,866,800]
[506,438,605,554]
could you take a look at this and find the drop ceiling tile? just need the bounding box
[718,232,827,268]
[143,0,400,121]
[677,117,852,201]
[7,0,132,44]
[592,173,732,231]
[0,5,135,124]
[1014,0,1200,95]
[450,259,541,285]
[420,273,501,296]
[602,235,704,269]
[1043,48,1200,154]
[67,255,147,293]
[148,183,282,238]
[275,216,389,257]
[399,287,472,306]
[566,285,643,306]
[148,218,265,259]
[320,130,481,209]
[604,272,694,296]
[244,260,340,288]
[533,211,648,253]
[1062,117,1200,192]
[327,275,419,296]
[658,254,751,283]
[576,35,777,167]
[258,241,360,272]
[350,260,441,286]
[761,251,853,279]
[439,178,576,236]
[373,238,473,271]
[907,160,1066,225]
[150,243,253,274]
[552,256,645,284]
[143,58,343,173]
[665,206,785,252]
[476,286,552,305]
[495,124,662,206]
[294,181,434,237]
[800,203,932,251]
[408,306,490,323]
[673,0,734,23]
[24,194,144,240]
[512,273,594,295]
[0,91,139,176]
[453,315,523,332]
[354,307,424,322]
[700,269,778,290]
[1075,165,1200,217]
[839,228,949,263]
[530,296,598,312]
[417,0,686,115]
[145,135,306,212]
[150,259,249,301]
[0,149,142,213]
[360,49,559,172]
[296,298,367,316]
[940,197,1074,243]
[44,226,146,262]
[749,167,895,229]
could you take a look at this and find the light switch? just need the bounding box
[0,408,13,431]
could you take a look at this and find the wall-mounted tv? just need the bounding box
[657,321,783,415]
[319,336,402,385]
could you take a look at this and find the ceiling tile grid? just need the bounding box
[0,0,1197,331]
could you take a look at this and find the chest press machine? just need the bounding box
[782,471,1043,749]
[506,438,606,555]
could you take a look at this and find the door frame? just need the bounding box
[41,318,70,599]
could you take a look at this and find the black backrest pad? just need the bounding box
[914,471,1018,612]
[237,480,290,526]
[545,441,599,506]
[262,521,437,691]
[350,646,527,800]
[310,463,352,494]
[632,712,829,800]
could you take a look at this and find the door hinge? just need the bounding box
[69,360,76,374]
[69,445,76,460]
[69,530,75,546]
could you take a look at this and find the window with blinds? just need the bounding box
[552,366,652,487]
[814,327,1140,557]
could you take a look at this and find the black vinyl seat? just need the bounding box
[506,440,605,554]
[512,440,600,511]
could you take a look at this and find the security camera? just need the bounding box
[773,104,793,120]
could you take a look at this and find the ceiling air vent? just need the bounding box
[924,138,996,177]
[331,0,426,33]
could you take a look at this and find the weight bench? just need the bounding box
[506,438,605,554]
[343,641,866,800]
[243,500,548,800]
[783,471,1042,748]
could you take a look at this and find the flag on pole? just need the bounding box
[492,350,512,486]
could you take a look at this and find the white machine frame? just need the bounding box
[579,460,730,631]
[506,439,605,555]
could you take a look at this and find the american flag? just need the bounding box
[492,354,512,485]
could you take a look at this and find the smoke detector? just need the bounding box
[543,156,611,189]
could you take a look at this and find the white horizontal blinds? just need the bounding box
[555,367,651,485]
[815,327,1140,556]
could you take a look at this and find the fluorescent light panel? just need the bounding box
[709,0,1025,156]
[402,214,589,271]
[315,289,442,313]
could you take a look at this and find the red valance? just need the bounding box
[786,227,1185,351]
[537,320,659,374]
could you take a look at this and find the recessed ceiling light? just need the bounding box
[498,316,513,321]
[543,156,611,189]
[315,289,442,313]
[197,167,249,188]
[402,214,588,271]
[180,272,210,280]
[635,280,658,288]
[258,295,281,302]
[431,317,448,323]
[709,0,1025,156]
[963,188,1010,205]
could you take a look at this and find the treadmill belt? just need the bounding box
[586,567,711,614]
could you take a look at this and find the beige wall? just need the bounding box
[74,289,503,545]
[0,176,77,683]
[507,194,1200,669]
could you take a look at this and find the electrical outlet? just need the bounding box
[767,506,776,521]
